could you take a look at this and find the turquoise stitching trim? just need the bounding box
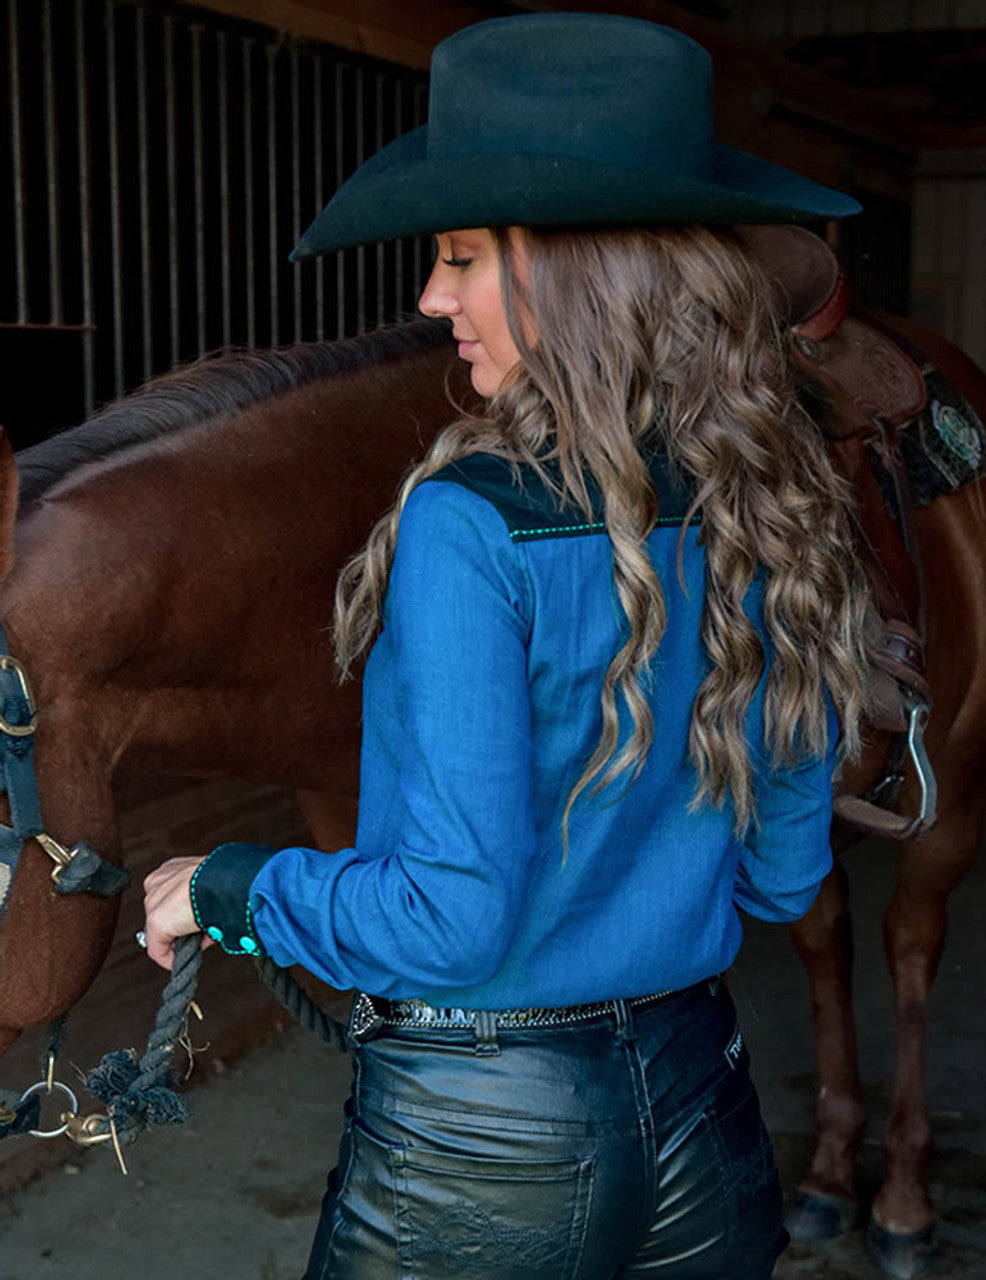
[218,897,256,956]
[220,901,260,956]
[188,850,218,933]
[509,513,700,540]
[509,520,607,539]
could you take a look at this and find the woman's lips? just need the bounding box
[455,337,478,355]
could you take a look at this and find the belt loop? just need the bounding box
[474,1009,501,1057]
[613,998,633,1043]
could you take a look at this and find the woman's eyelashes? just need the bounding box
[442,256,473,268]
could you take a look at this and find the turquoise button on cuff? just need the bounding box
[189,841,277,958]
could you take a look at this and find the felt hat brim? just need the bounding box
[291,124,861,259]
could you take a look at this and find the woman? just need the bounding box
[144,13,870,1278]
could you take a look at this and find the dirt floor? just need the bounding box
[0,836,983,1279]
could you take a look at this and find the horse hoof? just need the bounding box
[784,1189,857,1239]
[866,1216,939,1278]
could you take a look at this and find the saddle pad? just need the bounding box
[872,346,986,514]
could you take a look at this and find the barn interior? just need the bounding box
[1,1,985,1277]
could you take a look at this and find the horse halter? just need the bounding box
[0,622,130,919]
[0,622,130,1143]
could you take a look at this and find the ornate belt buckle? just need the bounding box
[349,992,386,1041]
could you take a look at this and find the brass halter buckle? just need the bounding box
[34,832,81,885]
[0,655,38,737]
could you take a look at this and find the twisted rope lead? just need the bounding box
[83,933,204,1145]
[82,933,348,1150]
[254,955,347,1051]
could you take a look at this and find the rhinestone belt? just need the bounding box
[350,987,684,1039]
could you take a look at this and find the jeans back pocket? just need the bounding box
[391,1145,595,1279]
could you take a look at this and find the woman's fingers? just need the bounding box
[142,856,207,971]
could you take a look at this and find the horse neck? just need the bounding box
[0,341,460,793]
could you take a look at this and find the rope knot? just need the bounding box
[84,1049,141,1101]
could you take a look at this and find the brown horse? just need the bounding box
[0,318,465,1057]
[786,311,986,1278]
[0,296,982,1277]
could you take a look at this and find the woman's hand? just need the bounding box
[143,856,215,971]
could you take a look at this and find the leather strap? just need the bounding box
[866,417,927,641]
[826,433,922,631]
[796,270,852,341]
[832,786,927,842]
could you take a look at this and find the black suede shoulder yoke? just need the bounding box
[427,451,700,542]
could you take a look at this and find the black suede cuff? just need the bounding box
[190,842,279,956]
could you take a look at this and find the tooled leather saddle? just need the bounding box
[738,225,935,842]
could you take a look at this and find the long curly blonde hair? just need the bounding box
[334,224,870,839]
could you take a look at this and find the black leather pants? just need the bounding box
[302,979,787,1279]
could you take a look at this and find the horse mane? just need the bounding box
[16,318,452,505]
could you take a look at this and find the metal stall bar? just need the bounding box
[75,0,95,416]
[42,0,64,328]
[242,37,256,349]
[375,72,385,328]
[105,0,124,396]
[218,31,231,349]
[334,61,345,338]
[164,14,180,366]
[355,66,365,333]
[291,44,302,344]
[192,23,207,355]
[136,4,154,380]
[267,42,278,347]
[9,0,29,324]
[313,55,325,341]
[394,78,404,317]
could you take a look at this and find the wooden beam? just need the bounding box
[919,123,986,151]
[176,0,497,68]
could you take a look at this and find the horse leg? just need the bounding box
[867,798,984,1278]
[785,860,866,1239]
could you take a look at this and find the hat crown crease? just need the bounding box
[426,19,713,179]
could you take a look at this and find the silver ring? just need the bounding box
[20,1079,79,1139]
[135,930,147,949]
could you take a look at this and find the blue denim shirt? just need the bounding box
[240,454,835,1006]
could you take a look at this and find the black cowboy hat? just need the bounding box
[291,13,860,259]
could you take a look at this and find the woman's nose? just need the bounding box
[418,264,460,319]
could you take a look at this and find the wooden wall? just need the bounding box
[911,149,986,369]
[174,0,487,67]
[726,0,986,38]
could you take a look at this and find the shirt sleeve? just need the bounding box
[733,699,838,923]
[247,479,538,995]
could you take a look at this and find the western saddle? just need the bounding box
[738,225,935,842]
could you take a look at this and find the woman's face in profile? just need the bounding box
[418,228,526,397]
